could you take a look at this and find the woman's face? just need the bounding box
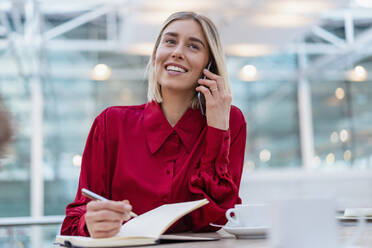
[154,19,210,95]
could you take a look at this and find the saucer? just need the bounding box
[336,216,372,221]
[223,226,268,239]
[210,223,268,239]
[337,216,372,221]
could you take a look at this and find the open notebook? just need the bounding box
[56,199,218,247]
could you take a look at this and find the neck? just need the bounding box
[161,89,194,127]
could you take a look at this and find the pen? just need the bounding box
[82,188,138,218]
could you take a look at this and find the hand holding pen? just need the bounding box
[82,188,137,238]
[82,188,137,218]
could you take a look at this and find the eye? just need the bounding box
[188,43,200,50]
[165,39,176,45]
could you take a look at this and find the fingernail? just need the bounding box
[124,204,132,211]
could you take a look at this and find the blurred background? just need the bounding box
[0,0,372,246]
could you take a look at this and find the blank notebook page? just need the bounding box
[116,199,208,239]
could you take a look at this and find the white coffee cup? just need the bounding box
[225,204,269,227]
[269,197,338,248]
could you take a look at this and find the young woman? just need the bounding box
[61,11,246,238]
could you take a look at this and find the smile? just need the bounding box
[165,64,188,73]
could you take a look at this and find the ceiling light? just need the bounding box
[252,14,313,28]
[267,1,333,14]
[239,65,258,81]
[326,153,335,165]
[347,65,368,82]
[225,44,276,57]
[344,150,352,161]
[92,64,111,81]
[340,129,349,143]
[259,149,271,162]
[335,88,345,100]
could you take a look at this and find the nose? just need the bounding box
[171,44,185,59]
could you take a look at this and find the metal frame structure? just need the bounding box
[0,0,371,223]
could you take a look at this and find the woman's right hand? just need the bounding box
[85,200,133,238]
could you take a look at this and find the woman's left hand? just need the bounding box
[196,69,231,130]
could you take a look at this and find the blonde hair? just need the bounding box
[146,11,231,109]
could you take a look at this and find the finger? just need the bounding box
[88,200,130,214]
[91,222,121,238]
[86,215,122,238]
[222,92,232,105]
[93,228,121,239]
[196,86,214,105]
[88,209,126,222]
[197,79,219,93]
[94,220,121,233]
[122,201,132,212]
[203,68,221,81]
[203,69,225,92]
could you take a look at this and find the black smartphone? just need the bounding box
[197,62,212,115]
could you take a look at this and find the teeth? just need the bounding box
[166,65,186,73]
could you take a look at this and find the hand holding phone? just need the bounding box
[196,62,231,130]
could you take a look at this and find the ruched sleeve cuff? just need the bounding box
[78,213,89,236]
[200,126,231,178]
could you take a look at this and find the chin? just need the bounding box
[159,80,195,92]
[163,85,194,92]
[159,83,194,95]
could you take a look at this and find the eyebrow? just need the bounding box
[163,32,206,48]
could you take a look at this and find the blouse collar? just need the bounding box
[143,101,205,154]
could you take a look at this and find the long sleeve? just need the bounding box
[60,112,109,236]
[189,107,246,231]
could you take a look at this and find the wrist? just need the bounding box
[207,119,229,130]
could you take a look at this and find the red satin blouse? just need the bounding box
[61,101,246,236]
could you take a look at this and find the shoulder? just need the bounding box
[92,104,146,140]
[96,104,146,124]
[229,105,246,126]
[229,105,246,138]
